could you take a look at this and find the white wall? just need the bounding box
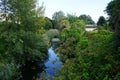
[85,28,96,31]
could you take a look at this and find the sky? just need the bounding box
[38,0,112,23]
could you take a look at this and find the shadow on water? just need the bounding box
[20,60,46,80]
[21,41,62,80]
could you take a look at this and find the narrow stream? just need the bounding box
[37,47,62,79]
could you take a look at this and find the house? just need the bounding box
[85,24,97,31]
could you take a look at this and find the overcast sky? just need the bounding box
[39,0,112,23]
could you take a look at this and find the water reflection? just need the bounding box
[37,47,62,79]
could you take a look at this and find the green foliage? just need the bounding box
[8,0,37,23]
[106,0,120,30]
[72,20,86,33]
[52,11,65,21]
[66,14,78,24]
[56,26,83,62]
[35,17,53,30]
[52,11,65,29]
[60,19,70,30]
[35,2,45,17]
[44,17,53,30]
[106,0,120,61]
[97,16,106,26]
[42,33,50,47]
[55,25,120,79]
[0,62,21,80]
[0,0,49,79]
[0,22,49,65]
[55,1,120,79]
[52,12,95,30]
[46,29,59,39]
[79,14,95,24]
[106,0,120,19]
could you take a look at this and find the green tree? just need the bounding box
[44,17,53,30]
[106,0,120,61]
[79,14,95,24]
[55,29,115,80]
[8,0,37,27]
[35,2,45,17]
[46,29,59,39]
[54,1,120,79]
[71,20,86,35]
[56,20,85,62]
[66,13,78,24]
[52,11,65,29]
[52,11,65,22]
[106,0,120,30]
[59,19,70,30]
[0,0,49,79]
[97,16,106,26]
[35,17,53,30]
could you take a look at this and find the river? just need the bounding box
[36,47,62,80]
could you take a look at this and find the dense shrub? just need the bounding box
[46,29,60,39]
[55,26,120,79]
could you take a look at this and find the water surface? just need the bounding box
[37,47,62,79]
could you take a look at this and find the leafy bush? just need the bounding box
[55,26,120,79]
[0,19,50,79]
[0,62,21,80]
[46,29,60,39]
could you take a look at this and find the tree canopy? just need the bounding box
[97,16,106,26]
[79,14,95,24]
[0,0,49,79]
[52,11,65,29]
[106,0,120,30]
[106,0,120,55]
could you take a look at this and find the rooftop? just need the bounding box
[86,24,97,28]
